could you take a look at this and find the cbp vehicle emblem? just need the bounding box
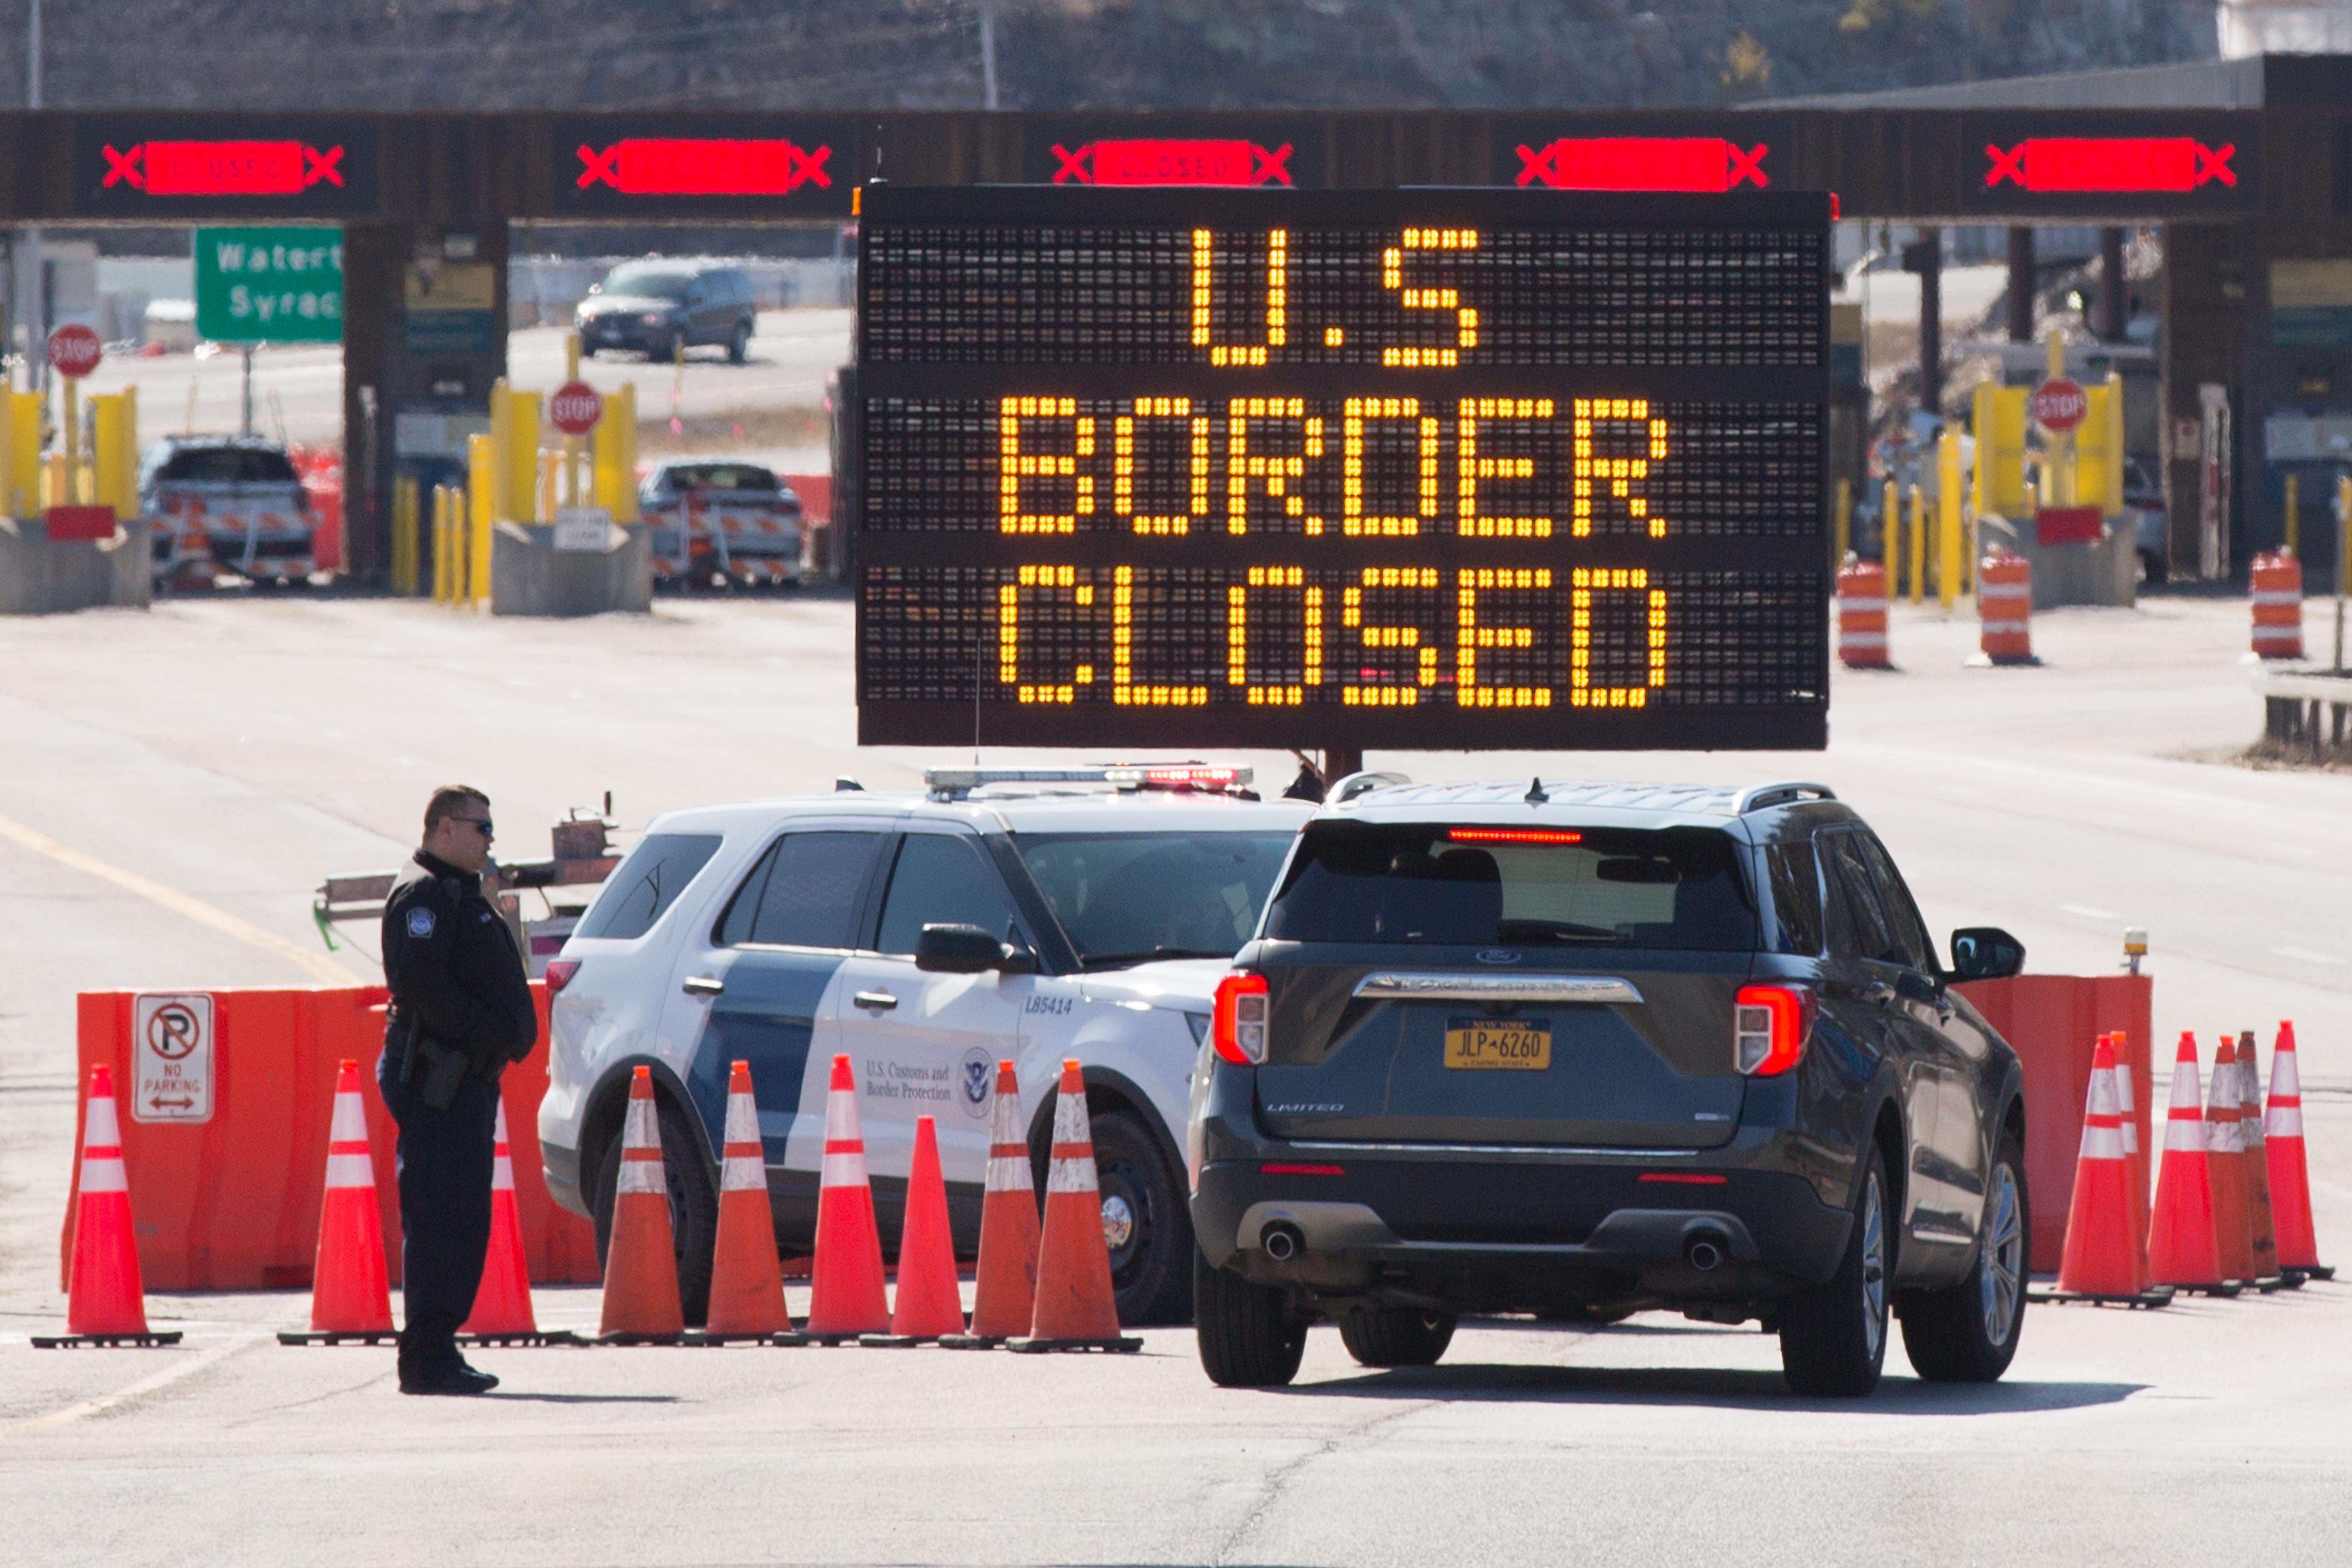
[959,1048,994,1118]
[1475,949,1520,965]
[406,907,436,938]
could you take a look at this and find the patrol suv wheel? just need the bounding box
[1086,1110,1193,1326]
[1338,1307,1456,1367]
[1193,1246,1307,1387]
[1778,1144,1890,1397]
[1900,1128,2028,1382]
[589,1092,717,1326]
[726,322,751,364]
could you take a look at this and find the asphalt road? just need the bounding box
[78,310,852,450]
[1,591,2347,1564]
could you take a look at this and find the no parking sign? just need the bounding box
[131,993,214,1123]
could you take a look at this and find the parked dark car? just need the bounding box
[1188,778,2029,1397]
[577,262,757,363]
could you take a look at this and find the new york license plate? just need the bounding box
[1444,1018,1551,1070]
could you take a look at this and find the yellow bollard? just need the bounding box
[1,390,39,519]
[1881,479,1899,593]
[391,476,419,596]
[1906,483,1926,605]
[1834,477,1851,564]
[60,377,80,506]
[468,445,495,608]
[431,486,450,605]
[537,447,560,525]
[2284,472,2299,559]
[594,381,639,521]
[563,330,583,509]
[1937,427,1963,610]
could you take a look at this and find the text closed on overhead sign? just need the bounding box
[132,993,214,1123]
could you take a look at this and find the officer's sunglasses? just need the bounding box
[452,816,494,838]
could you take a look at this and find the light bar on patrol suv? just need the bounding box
[924,763,1252,800]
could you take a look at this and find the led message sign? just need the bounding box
[75,118,378,217]
[1961,114,2256,214]
[1024,119,1323,187]
[854,186,1830,750]
[1498,118,1793,196]
[547,117,857,217]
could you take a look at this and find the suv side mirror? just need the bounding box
[1948,927,2025,981]
[915,922,1009,973]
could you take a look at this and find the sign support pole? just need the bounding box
[240,346,254,436]
[563,331,582,508]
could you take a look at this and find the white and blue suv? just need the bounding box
[539,766,1310,1324]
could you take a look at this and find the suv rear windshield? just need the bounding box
[661,464,779,493]
[1014,831,1296,968]
[1264,822,1756,951]
[577,832,724,940]
[602,264,694,301]
[154,447,298,485]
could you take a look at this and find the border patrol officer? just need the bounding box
[378,784,538,1395]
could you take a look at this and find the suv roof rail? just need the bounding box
[1733,781,1839,814]
[923,763,1253,801]
[1327,770,1412,804]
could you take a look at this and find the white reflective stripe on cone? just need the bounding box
[2113,1067,2140,1154]
[1839,632,1889,648]
[1839,597,1889,613]
[2207,1113,2244,1155]
[492,1149,516,1191]
[84,1092,122,1146]
[824,1087,861,1143]
[2164,1107,2205,1151]
[986,1154,1032,1192]
[617,1152,667,1194]
[722,1154,765,1191]
[989,1085,1024,1145]
[820,1149,868,1187]
[325,1151,377,1187]
[1052,1091,1091,1145]
[724,1089,759,1144]
[330,1091,369,1143]
[2269,1104,2306,1138]
[2252,590,2303,605]
[1981,620,2031,636]
[623,1095,660,1150]
[78,1154,130,1193]
[1046,1154,1100,1194]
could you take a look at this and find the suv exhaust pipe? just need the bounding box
[1260,1220,1305,1261]
[1684,1229,1730,1272]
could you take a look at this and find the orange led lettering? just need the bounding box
[1381,228,1478,368]
[1457,398,1555,539]
[1193,229,1287,368]
[1569,567,1668,708]
[998,397,1094,534]
[1227,565,1323,706]
[1114,397,1209,535]
[1341,398,1439,537]
[1571,399,1671,539]
[999,565,1097,704]
[1455,567,1553,708]
[1111,565,1207,707]
[1340,566,1440,706]
[1226,398,1324,535]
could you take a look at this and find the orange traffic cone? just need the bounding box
[2105,1031,2151,1292]
[703,1059,795,1341]
[2266,1021,2332,1281]
[805,1053,888,1341]
[2055,1038,2143,1300]
[1011,1060,1140,1352]
[2207,1038,2256,1285]
[461,1101,540,1341]
[307,1058,395,1339]
[39,1064,180,1346]
[598,1066,685,1341]
[945,1059,1039,1348]
[2236,1030,2282,1286]
[2148,1032,2230,1293]
[866,1115,965,1344]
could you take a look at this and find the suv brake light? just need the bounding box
[545,958,581,995]
[1734,983,1812,1076]
[1212,971,1269,1064]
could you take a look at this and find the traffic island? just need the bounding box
[490,519,651,616]
[0,516,152,615]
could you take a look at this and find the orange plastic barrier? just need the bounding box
[1955,973,2152,1272]
[2250,550,2304,660]
[781,472,831,524]
[1977,547,2034,664]
[1835,555,1891,669]
[63,983,598,1291]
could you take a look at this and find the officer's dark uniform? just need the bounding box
[378,848,537,1382]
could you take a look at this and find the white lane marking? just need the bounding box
[2057,903,2123,920]
[8,1333,261,1430]
[2273,946,2347,966]
[0,811,360,985]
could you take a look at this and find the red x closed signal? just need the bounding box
[1049,139,1294,186]
[101,141,347,196]
[1983,138,2235,192]
[576,139,833,196]
[1515,138,1770,192]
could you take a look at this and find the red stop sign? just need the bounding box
[47,324,102,379]
[2031,377,2088,433]
[548,380,604,436]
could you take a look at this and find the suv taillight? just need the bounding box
[1212,971,1269,1064]
[1734,984,1812,1076]
[545,958,580,995]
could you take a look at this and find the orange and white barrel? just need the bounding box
[1978,546,2034,664]
[1835,554,1891,669]
[2250,550,2305,660]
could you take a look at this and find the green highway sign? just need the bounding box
[194,227,343,344]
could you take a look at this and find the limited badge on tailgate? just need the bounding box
[1443,1016,1551,1070]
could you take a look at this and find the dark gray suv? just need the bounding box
[578,261,757,363]
[1188,778,2029,1397]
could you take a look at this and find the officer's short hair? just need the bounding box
[424,785,491,833]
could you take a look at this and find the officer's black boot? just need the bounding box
[398,1312,499,1396]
